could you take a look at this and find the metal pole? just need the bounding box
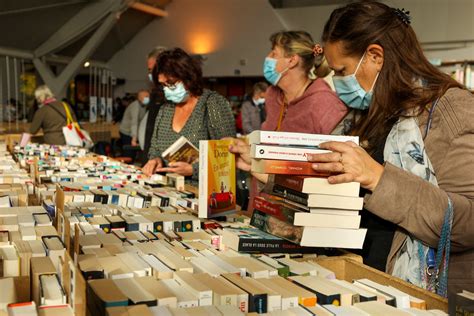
[21,59,26,122]
[0,57,3,126]
[14,57,19,129]
[6,56,11,130]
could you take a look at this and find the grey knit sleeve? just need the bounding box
[207,92,237,139]
[147,111,162,160]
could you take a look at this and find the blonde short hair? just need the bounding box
[34,85,54,104]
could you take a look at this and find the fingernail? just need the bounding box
[312,163,318,169]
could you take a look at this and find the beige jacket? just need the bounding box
[364,88,474,295]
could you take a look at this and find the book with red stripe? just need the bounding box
[274,174,360,197]
[248,130,359,146]
[250,144,330,162]
[251,159,333,176]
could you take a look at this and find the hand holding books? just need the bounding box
[227,138,251,172]
[307,141,384,191]
[143,157,164,176]
[156,161,193,176]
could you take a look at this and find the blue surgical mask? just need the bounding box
[148,73,153,83]
[333,52,379,110]
[263,57,288,86]
[254,98,265,106]
[142,96,150,105]
[163,82,189,103]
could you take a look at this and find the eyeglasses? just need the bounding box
[159,80,179,90]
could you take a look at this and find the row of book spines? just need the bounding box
[78,217,198,234]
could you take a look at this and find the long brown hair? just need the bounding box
[322,1,462,151]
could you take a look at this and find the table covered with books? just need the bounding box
[0,133,468,316]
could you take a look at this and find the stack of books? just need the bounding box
[248,130,366,249]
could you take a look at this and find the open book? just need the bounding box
[162,136,199,164]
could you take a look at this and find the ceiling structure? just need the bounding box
[0,0,171,62]
[0,0,171,95]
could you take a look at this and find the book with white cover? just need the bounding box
[301,227,367,249]
[248,130,359,146]
[113,278,156,305]
[173,271,213,306]
[161,279,199,308]
[140,254,174,279]
[0,245,20,277]
[39,274,66,306]
[294,212,361,229]
[307,194,363,210]
[354,301,412,315]
[134,277,177,308]
[250,144,330,161]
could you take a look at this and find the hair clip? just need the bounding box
[393,8,411,25]
[313,44,324,57]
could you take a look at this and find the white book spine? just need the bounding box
[249,130,359,146]
[198,140,208,218]
[250,144,330,161]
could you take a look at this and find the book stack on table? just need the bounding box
[248,130,366,249]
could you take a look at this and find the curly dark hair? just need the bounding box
[152,47,204,97]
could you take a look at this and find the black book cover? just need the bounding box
[248,293,267,314]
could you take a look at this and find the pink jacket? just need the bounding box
[247,78,348,213]
[262,78,348,133]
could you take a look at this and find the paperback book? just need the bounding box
[161,136,199,164]
[198,139,236,218]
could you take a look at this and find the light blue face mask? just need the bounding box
[148,73,154,83]
[163,82,189,103]
[333,52,379,110]
[263,57,288,86]
[142,96,150,105]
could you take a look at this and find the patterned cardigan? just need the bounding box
[148,89,236,184]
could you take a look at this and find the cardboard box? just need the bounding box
[311,257,448,312]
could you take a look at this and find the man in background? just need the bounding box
[119,89,149,159]
[241,82,269,135]
[137,46,167,165]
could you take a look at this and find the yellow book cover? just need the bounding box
[199,139,236,218]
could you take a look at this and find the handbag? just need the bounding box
[60,102,94,148]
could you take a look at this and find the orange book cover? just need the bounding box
[198,139,236,218]
[251,159,332,176]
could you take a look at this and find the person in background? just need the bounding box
[119,90,150,158]
[138,46,167,165]
[241,81,269,134]
[29,85,76,145]
[229,30,348,213]
[112,97,125,123]
[307,1,474,296]
[143,48,236,185]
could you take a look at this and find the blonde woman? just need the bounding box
[232,31,349,213]
[30,85,76,145]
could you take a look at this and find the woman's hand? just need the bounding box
[142,157,163,176]
[227,137,252,172]
[307,141,385,191]
[156,161,193,176]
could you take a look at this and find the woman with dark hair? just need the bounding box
[143,48,236,183]
[307,1,473,296]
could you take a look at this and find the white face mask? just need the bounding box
[254,98,265,106]
[163,82,189,103]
